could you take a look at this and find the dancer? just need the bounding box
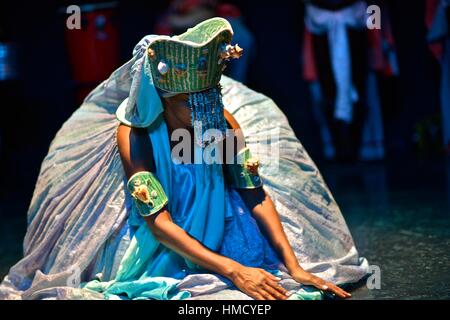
[0,17,368,300]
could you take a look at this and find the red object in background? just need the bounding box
[175,0,202,14]
[367,16,397,77]
[302,29,319,82]
[216,3,241,18]
[426,0,443,61]
[64,3,119,103]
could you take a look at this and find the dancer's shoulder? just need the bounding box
[224,109,241,131]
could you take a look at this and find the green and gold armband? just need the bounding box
[127,171,168,217]
[226,147,263,189]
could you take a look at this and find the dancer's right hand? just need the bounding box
[229,265,290,300]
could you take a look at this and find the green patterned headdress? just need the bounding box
[116,18,242,148]
[147,17,243,93]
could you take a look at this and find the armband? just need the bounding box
[127,171,168,217]
[226,147,263,189]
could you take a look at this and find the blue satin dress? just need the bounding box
[83,119,281,300]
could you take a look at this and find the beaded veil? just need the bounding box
[116,17,242,148]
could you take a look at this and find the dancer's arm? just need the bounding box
[223,112,351,299]
[116,123,289,300]
[238,188,350,298]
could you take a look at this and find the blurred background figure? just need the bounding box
[216,3,255,83]
[427,0,450,156]
[302,0,398,162]
[303,0,368,161]
[361,1,398,161]
[154,0,216,35]
[155,0,255,83]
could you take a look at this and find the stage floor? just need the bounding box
[322,160,450,299]
[1,159,449,299]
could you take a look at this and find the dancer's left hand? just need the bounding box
[290,269,352,299]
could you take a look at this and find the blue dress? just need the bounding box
[83,120,281,300]
[0,73,368,300]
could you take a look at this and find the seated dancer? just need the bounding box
[0,18,368,300]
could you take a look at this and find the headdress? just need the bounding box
[116,17,243,147]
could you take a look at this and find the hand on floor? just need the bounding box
[290,269,351,299]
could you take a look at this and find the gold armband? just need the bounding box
[225,147,262,189]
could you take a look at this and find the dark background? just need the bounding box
[0,0,443,201]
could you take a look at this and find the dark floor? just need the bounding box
[322,159,450,299]
[1,159,450,299]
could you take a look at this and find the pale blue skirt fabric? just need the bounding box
[83,160,281,300]
[0,39,369,299]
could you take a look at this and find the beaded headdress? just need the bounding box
[116,18,242,148]
[147,17,242,93]
[148,17,243,147]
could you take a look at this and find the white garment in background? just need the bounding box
[305,1,367,123]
